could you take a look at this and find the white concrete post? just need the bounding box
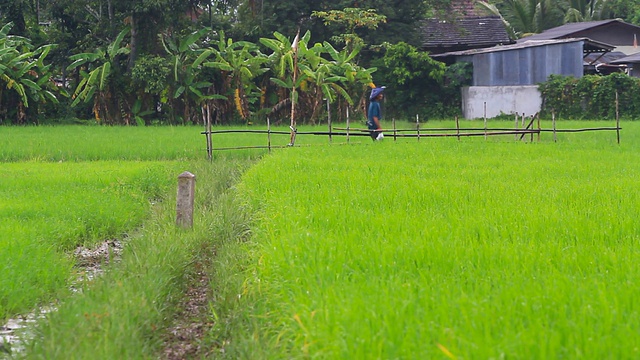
[176,171,196,228]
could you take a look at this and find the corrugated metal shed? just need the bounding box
[432,38,614,86]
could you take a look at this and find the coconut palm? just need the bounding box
[563,0,611,22]
[477,0,565,37]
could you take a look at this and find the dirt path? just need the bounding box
[1,240,219,358]
[160,248,218,359]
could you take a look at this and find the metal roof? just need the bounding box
[584,51,627,65]
[516,19,640,42]
[432,37,614,58]
[610,51,640,64]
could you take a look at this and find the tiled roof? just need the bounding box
[517,19,640,42]
[421,16,514,49]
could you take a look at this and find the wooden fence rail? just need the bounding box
[201,114,621,160]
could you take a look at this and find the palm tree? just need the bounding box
[477,0,565,37]
[563,0,611,22]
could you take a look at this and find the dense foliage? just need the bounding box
[371,42,472,119]
[539,73,640,119]
[480,0,640,37]
[3,1,640,125]
[0,0,459,125]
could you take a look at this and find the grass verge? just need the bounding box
[22,158,254,359]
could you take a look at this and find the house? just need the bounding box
[420,0,513,54]
[432,38,614,118]
[518,19,640,55]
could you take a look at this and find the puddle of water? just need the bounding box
[0,240,124,358]
[1,306,55,356]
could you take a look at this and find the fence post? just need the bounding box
[455,115,460,141]
[552,110,557,142]
[393,117,397,142]
[327,98,332,143]
[176,171,196,229]
[205,104,212,161]
[530,115,534,142]
[514,112,519,141]
[416,114,420,141]
[616,91,621,144]
[537,112,541,142]
[267,117,272,153]
[346,106,350,144]
[484,101,487,140]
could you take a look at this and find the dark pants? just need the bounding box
[369,130,380,141]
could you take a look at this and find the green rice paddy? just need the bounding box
[213,121,640,358]
[1,121,639,358]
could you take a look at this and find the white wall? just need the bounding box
[461,86,542,119]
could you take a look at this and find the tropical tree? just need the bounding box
[605,0,640,24]
[312,8,387,53]
[477,0,565,37]
[204,31,269,122]
[322,41,376,121]
[259,30,309,122]
[161,28,212,123]
[67,27,130,123]
[238,0,433,48]
[0,22,59,124]
[371,42,447,119]
[563,0,611,22]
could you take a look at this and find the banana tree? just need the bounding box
[323,41,376,120]
[204,31,269,122]
[259,31,309,119]
[161,28,220,123]
[0,22,59,123]
[67,27,130,123]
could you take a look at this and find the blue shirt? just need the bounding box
[367,100,381,130]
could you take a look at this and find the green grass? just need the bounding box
[209,121,640,358]
[1,120,637,358]
[26,159,254,359]
[0,161,179,320]
[0,124,258,359]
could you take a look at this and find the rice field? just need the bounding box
[210,121,640,359]
[2,121,639,358]
[0,160,181,320]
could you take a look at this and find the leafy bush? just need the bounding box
[372,42,470,120]
[539,73,640,119]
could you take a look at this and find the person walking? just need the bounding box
[367,86,386,141]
